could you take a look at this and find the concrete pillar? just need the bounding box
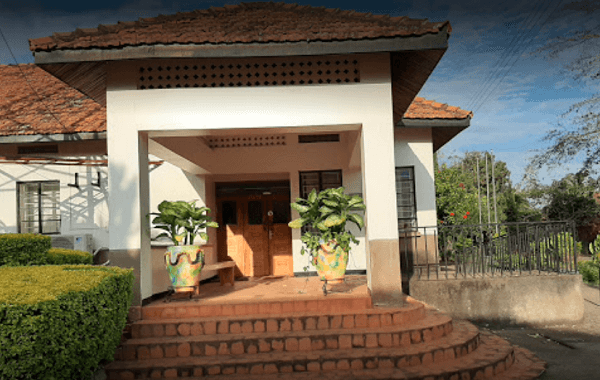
[359,54,402,305]
[106,62,152,305]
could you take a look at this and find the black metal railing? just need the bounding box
[399,221,580,281]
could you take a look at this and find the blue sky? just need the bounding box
[1,0,599,186]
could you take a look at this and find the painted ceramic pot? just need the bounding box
[164,245,204,292]
[314,239,349,284]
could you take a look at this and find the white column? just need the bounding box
[358,53,403,305]
[106,61,152,304]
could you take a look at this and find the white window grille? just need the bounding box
[18,181,61,234]
[395,167,417,231]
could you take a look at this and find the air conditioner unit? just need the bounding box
[50,234,93,253]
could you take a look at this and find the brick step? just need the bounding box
[140,295,375,320]
[131,302,425,339]
[105,320,481,380]
[117,314,453,361]
[489,346,546,380]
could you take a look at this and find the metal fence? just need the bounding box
[399,221,580,281]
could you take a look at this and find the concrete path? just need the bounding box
[471,283,600,380]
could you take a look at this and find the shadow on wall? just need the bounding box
[104,159,144,304]
[0,159,110,236]
[61,165,109,232]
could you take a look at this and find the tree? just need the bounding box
[534,173,600,255]
[435,151,537,226]
[529,22,600,174]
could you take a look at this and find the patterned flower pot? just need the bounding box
[164,245,205,292]
[313,239,349,284]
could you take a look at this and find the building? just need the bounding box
[1,2,472,305]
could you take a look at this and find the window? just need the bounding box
[395,167,417,231]
[299,170,342,198]
[299,170,342,233]
[17,181,61,234]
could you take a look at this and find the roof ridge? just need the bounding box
[30,2,450,51]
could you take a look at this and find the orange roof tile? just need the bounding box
[404,97,472,120]
[29,2,451,52]
[0,64,106,136]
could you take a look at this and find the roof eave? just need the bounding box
[33,29,449,64]
[0,132,107,144]
[397,117,471,152]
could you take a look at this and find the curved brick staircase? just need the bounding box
[105,294,546,380]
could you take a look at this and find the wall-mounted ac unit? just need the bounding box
[50,234,93,253]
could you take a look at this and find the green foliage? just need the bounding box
[543,174,600,226]
[46,248,93,265]
[435,163,480,226]
[289,187,365,262]
[150,200,219,246]
[578,259,599,286]
[533,232,580,259]
[435,152,541,228]
[0,265,134,380]
[0,234,51,266]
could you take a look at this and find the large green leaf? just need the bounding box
[323,214,345,227]
[348,196,365,207]
[205,221,219,228]
[307,189,317,204]
[347,214,365,229]
[288,218,306,229]
[319,206,335,215]
[315,222,328,231]
[290,203,310,213]
[322,199,339,208]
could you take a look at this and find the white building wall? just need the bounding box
[0,163,110,249]
[393,127,437,227]
[105,52,407,299]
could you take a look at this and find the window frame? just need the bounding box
[395,166,417,232]
[298,169,343,199]
[298,170,343,233]
[17,180,61,235]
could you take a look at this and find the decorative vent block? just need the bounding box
[207,135,286,149]
[298,134,340,143]
[137,56,360,90]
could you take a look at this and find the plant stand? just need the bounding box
[163,285,200,303]
[322,277,349,296]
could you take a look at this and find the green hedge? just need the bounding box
[0,234,51,266]
[0,265,134,380]
[579,259,600,286]
[46,247,93,265]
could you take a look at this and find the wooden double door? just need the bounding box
[216,184,293,278]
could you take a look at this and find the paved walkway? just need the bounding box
[471,283,600,380]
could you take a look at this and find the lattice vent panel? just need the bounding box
[137,57,360,89]
[207,135,286,149]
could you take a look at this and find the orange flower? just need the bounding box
[463,215,468,219]
[450,213,455,216]
[466,211,470,215]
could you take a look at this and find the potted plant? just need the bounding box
[288,187,365,285]
[150,200,219,292]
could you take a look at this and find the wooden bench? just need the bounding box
[204,261,236,286]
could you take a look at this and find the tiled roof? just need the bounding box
[0,64,105,136]
[29,2,451,52]
[404,97,472,120]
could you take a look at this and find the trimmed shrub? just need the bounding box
[579,260,600,286]
[0,265,134,380]
[46,247,93,265]
[0,233,51,266]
